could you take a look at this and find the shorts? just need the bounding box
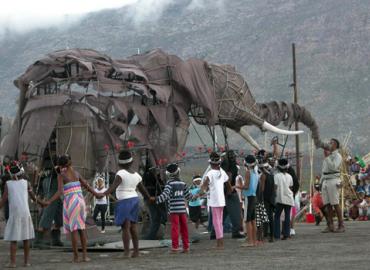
[39,199,63,229]
[322,179,341,206]
[246,196,256,222]
[189,206,201,223]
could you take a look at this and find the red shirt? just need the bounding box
[312,192,324,214]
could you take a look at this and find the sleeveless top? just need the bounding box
[243,169,259,197]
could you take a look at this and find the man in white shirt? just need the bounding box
[320,138,344,233]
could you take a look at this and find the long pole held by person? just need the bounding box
[291,43,301,183]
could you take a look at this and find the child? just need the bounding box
[93,177,108,233]
[274,158,294,240]
[98,150,152,258]
[0,163,41,268]
[189,175,203,230]
[354,188,368,221]
[241,155,259,247]
[45,155,99,263]
[201,152,231,250]
[156,163,192,253]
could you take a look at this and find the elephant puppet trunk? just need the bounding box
[256,101,325,149]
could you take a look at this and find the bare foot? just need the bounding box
[82,257,91,262]
[72,258,80,263]
[116,252,130,259]
[131,251,140,258]
[5,263,16,268]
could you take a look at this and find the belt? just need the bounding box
[323,171,340,175]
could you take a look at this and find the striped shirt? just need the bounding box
[156,179,191,214]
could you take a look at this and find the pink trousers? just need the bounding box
[212,207,224,239]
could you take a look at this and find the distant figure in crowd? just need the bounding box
[312,183,328,226]
[189,175,203,230]
[263,153,276,242]
[241,155,259,247]
[220,150,244,239]
[320,138,344,233]
[142,165,167,240]
[156,163,192,253]
[274,158,294,240]
[0,163,41,268]
[35,157,64,248]
[45,154,99,263]
[98,150,152,258]
[93,177,108,233]
[201,152,231,250]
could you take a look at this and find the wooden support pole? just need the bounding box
[292,43,301,183]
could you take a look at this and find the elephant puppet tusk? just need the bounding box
[262,121,304,135]
[239,127,260,150]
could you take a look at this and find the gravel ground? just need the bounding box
[1,221,369,270]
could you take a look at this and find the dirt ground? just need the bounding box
[1,221,370,270]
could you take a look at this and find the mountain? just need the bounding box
[0,0,369,153]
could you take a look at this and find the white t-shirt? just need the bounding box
[115,169,142,200]
[274,172,294,206]
[94,187,107,204]
[206,168,229,207]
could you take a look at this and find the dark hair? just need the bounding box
[244,155,256,165]
[10,164,21,175]
[118,150,132,161]
[58,154,71,167]
[331,138,340,149]
[166,163,178,174]
[209,152,221,162]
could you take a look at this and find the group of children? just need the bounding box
[0,149,299,267]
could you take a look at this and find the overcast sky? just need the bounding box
[0,0,139,33]
[0,0,223,36]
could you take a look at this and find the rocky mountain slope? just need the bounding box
[0,0,369,152]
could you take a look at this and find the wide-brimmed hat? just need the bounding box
[277,158,289,169]
[244,155,256,167]
[118,150,133,165]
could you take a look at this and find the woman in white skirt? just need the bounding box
[0,163,42,268]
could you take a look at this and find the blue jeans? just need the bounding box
[274,203,291,239]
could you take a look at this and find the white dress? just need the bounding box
[4,179,35,241]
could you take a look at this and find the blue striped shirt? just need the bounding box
[156,179,191,214]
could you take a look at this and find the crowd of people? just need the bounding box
[0,137,349,267]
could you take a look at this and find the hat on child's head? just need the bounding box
[118,150,133,165]
[9,162,23,176]
[244,155,256,167]
[192,175,202,183]
[209,152,221,165]
[166,163,180,177]
[277,158,289,169]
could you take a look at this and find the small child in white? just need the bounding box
[0,163,43,268]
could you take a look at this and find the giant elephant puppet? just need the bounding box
[201,63,326,150]
[0,48,326,174]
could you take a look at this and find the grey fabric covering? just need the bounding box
[0,48,324,177]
